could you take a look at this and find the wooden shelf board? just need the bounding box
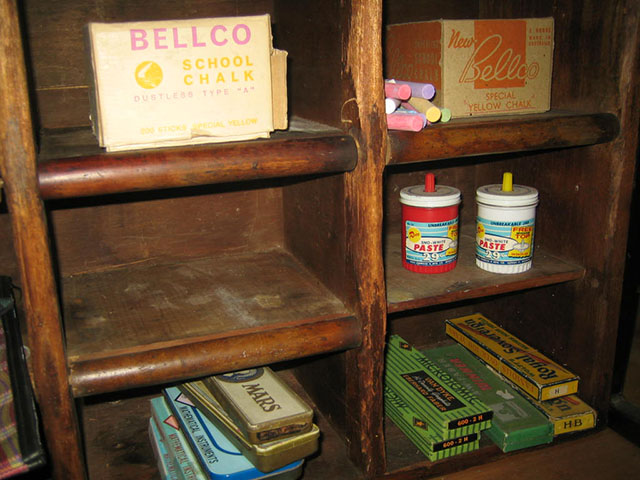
[64,248,359,397]
[82,369,362,480]
[387,111,619,165]
[383,426,640,479]
[386,232,585,313]
[37,117,357,199]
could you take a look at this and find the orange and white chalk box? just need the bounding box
[86,15,287,152]
[385,18,554,118]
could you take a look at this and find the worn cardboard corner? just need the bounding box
[271,49,288,131]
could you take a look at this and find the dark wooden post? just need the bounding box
[0,1,86,478]
[342,0,388,475]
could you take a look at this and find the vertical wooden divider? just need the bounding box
[0,1,86,478]
[341,0,388,476]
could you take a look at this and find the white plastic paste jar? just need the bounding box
[475,173,539,274]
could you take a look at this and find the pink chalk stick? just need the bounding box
[387,79,436,100]
[387,112,425,132]
[384,82,411,100]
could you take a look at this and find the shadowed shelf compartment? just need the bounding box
[82,369,362,480]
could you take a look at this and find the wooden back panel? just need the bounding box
[48,184,284,276]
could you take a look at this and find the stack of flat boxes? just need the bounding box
[419,343,554,453]
[149,366,318,480]
[385,313,597,460]
[384,334,493,461]
[444,313,596,439]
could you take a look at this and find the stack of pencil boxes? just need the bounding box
[386,313,597,460]
[149,366,319,480]
[444,313,596,440]
[385,334,493,460]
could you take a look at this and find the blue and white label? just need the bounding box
[405,219,459,267]
[476,216,535,266]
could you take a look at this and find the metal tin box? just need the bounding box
[177,382,319,473]
[152,394,305,479]
[205,367,314,444]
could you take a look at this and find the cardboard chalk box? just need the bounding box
[86,15,287,152]
[386,18,554,118]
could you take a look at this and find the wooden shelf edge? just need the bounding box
[387,267,584,314]
[38,133,357,199]
[69,314,361,397]
[380,428,640,480]
[385,233,585,314]
[382,447,504,480]
[387,111,620,165]
[382,410,623,480]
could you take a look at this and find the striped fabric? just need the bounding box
[0,323,27,479]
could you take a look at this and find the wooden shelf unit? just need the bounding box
[1,1,638,479]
